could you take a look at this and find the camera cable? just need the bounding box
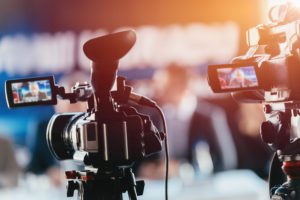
[129,93,169,200]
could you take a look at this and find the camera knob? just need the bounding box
[261,121,276,144]
[264,104,272,114]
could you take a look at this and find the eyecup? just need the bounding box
[83,30,136,63]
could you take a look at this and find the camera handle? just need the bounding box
[261,106,300,200]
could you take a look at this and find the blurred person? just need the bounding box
[235,103,272,177]
[205,96,273,178]
[138,64,237,179]
[24,82,47,101]
[26,120,61,186]
[0,136,20,188]
[229,68,253,88]
[237,104,265,138]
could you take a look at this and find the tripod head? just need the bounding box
[261,104,300,200]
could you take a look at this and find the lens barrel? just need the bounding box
[46,113,84,160]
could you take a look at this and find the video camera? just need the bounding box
[5,30,165,200]
[208,2,300,103]
[208,2,300,200]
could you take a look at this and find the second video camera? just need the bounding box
[208,2,300,103]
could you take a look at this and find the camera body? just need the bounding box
[5,30,164,169]
[208,3,300,103]
[208,3,300,200]
[47,103,162,167]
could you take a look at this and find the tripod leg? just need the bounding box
[269,153,286,197]
[127,187,138,200]
[125,168,140,200]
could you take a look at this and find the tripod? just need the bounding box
[261,107,300,200]
[65,167,145,200]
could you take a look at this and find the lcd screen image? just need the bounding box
[217,66,258,90]
[11,80,52,104]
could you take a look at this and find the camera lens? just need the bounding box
[46,113,85,160]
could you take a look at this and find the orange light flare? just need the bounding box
[269,0,300,7]
[266,0,300,22]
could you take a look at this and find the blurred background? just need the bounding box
[0,0,284,199]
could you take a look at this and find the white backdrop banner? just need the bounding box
[0,22,239,75]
